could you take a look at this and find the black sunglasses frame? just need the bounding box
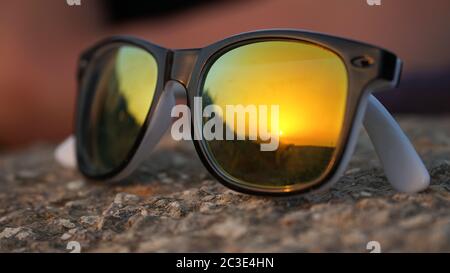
[75,29,401,196]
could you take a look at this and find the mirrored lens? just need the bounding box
[79,45,158,176]
[202,40,348,190]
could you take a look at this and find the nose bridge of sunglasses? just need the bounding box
[169,49,200,86]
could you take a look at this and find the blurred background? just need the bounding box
[0,0,449,150]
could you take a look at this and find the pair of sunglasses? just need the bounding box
[56,29,429,196]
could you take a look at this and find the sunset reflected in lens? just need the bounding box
[202,40,348,189]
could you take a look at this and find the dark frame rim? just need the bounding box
[193,37,350,193]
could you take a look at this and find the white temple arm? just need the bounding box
[55,95,430,193]
[364,95,429,192]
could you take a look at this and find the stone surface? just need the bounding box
[0,116,449,253]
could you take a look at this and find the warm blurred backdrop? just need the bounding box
[0,0,449,150]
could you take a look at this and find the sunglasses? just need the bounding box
[56,29,430,196]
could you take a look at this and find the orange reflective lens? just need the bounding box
[202,40,348,190]
[79,45,158,175]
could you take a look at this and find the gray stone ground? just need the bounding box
[0,116,449,253]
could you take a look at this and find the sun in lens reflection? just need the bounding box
[203,40,347,148]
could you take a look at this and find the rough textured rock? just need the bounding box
[0,116,449,253]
